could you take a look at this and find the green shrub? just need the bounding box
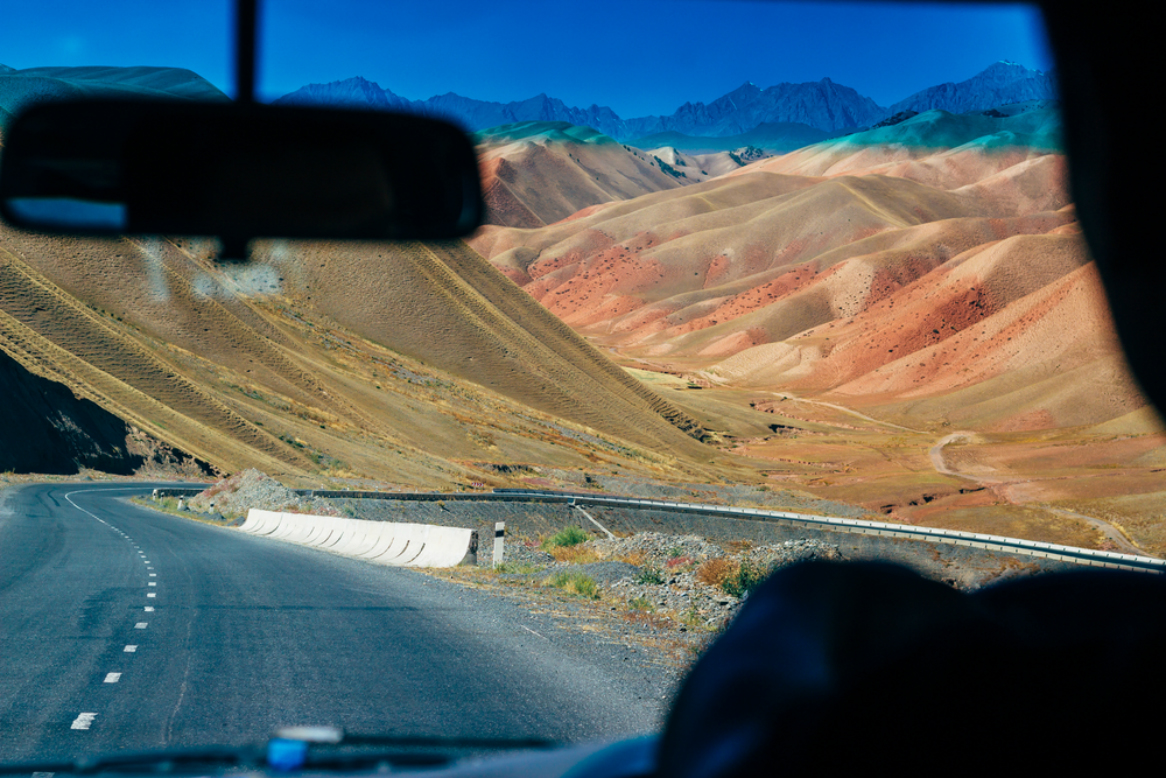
[721,561,768,598]
[544,571,600,598]
[543,525,589,548]
[634,566,666,585]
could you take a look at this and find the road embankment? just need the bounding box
[281,497,1079,589]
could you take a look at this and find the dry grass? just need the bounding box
[130,496,231,527]
[546,544,602,564]
[620,550,647,566]
[695,557,739,588]
[621,608,673,630]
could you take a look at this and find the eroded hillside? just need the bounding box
[467,106,1126,431]
[0,227,719,487]
[468,106,1166,554]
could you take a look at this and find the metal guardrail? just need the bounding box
[152,488,205,498]
[149,486,1165,573]
[493,490,1166,573]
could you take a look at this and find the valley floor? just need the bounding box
[618,361,1166,557]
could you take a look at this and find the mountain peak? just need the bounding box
[273,61,1054,141]
[730,81,761,94]
[889,61,1056,116]
[274,76,411,110]
[978,60,1039,79]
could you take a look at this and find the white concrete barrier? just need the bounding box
[285,517,318,544]
[357,531,397,559]
[318,522,347,548]
[407,524,481,567]
[238,511,266,533]
[368,535,409,562]
[271,516,305,541]
[240,509,476,567]
[242,509,283,536]
[300,520,330,545]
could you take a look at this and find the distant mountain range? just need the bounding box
[276,61,1057,142]
[0,64,228,126]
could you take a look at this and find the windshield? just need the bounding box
[3,0,1160,769]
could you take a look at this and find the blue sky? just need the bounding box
[1,0,1054,116]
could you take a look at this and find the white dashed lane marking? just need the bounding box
[70,712,97,730]
[60,487,183,737]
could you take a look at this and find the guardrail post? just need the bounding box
[493,522,505,568]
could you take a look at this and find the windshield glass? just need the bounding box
[3,0,1160,769]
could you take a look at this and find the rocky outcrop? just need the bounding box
[0,348,210,475]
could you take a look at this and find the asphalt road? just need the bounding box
[0,482,661,764]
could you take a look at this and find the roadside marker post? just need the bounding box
[493,522,505,568]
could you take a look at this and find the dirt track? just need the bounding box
[928,432,1148,556]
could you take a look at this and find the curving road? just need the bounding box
[0,482,660,765]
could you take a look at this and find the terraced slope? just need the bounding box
[0,223,712,484]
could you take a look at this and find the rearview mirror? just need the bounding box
[0,99,483,246]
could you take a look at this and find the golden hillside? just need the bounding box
[0,223,718,487]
